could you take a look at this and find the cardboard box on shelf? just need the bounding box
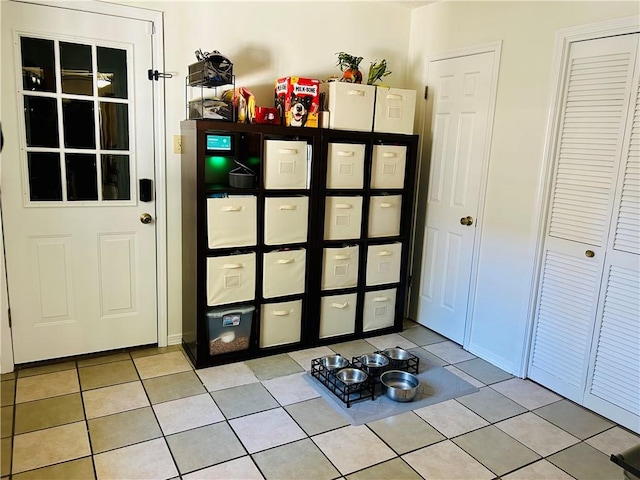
[275,77,320,128]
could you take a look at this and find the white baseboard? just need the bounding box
[167,334,182,346]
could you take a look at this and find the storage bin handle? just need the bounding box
[222,263,244,269]
[347,90,365,96]
[272,310,291,316]
[373,296,389,302]
[333,254,351,260]
[278,148,298,155]
[220,205,244,212]
[377,250,393,256]
[331,302,349,309]
[337,151,355,157]
[382,152,398,158]
[276,258,295,264]
[279,204,298,211]
[335,203,352,209]
[380,202,395,208]
[386,93,403,100]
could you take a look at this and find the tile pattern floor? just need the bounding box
[1,322,638,479]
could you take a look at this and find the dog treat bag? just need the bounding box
[274,77,320,128]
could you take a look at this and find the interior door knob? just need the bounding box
[140,213,153,224]
[460,216,474,226]
[585,250,595,258]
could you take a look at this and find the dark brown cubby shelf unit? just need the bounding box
[181,119,418,369]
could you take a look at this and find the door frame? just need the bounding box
[409,42,501,350]
[0,0,167,373]
[524,16,640,379]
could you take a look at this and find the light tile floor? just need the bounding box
[1,323,638,479]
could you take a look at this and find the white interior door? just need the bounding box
[416,52,495,343]
[529,33,639,432]
[1,1,158,363]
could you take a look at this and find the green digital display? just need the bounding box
[206,134,232,151]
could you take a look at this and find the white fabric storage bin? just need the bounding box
[207,253,256,306]
[319,293,357,339]
[206,196,257,249]
[368,195,402,238]
[366,243,402,286]
[321,245,359,290]
[319,82,375,132]
[373,87,416,135]
[324,196,363,240]
[326,143,365,189]
[363,288,397,332]
[264,140,308,189]
[264,196,309,245]
[260,299,302,348]
[263,249,306,299]
[371,145,407,189]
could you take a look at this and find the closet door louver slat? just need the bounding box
[548,47,634,246]
[530,250,601,394]
[588,265,640,415]
[613,81,640,254]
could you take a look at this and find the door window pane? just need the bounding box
[28,153,62,201]
[66,154,98,201]
[101,155,130,200]
[60,42,93,95]
[99,103,129,150]
[24,96,59,147]
[21,37,56,92]
[97,47,128,99]
[62,99,95,149]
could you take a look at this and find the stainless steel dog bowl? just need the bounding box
[380,370,419,402]
[359,353,389,368]
[383,347,412,361]
[320,355,349,370]
[336,368,368,385]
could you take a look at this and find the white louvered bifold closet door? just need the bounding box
[529,33,640,428]
[583,73,640,429]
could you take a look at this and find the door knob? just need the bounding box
[140,213,153,224]
[585,250,595,258]
[460,216,474,226]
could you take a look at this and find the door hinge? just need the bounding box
[7,308,11,328]
[148,69,173,81]
[424,86,428,100]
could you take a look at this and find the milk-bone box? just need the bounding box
[275,77,320,128]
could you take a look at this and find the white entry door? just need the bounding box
[416,51,496,343]
[1,1,158,363]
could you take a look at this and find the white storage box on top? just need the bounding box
[373,87,416,135]
[326,143,366,189]
[262,248,306,299]
[319,293,357,339]
[320,82,376,132]
[260,299,302,348]
[264,139,309,189]
[371,145,407,189]
[206,305,254,356]
[363,288,397,332]
[207,196,257,249]
[207,252,256,306]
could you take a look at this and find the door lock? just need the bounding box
[140,213,153,224]
[460,216,474,226]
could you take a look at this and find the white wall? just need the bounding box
[110,0,413,343]
[407,1,640,374]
